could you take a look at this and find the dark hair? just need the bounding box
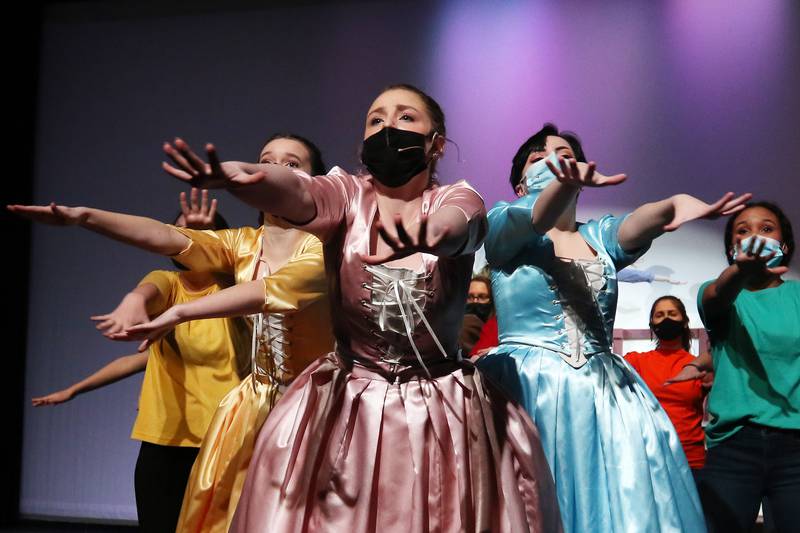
[509,123,587,191]
[649,295,691,351]
[172,210,229,230]
[723,201,795,266]
[258,133,326,176]
[381,84,446,176]
[257,133,326,226]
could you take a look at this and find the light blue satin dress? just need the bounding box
[477,193,706,533]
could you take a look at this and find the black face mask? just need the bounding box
[361,127,432,188]
[652,318,684,341]
[465,302,493,322]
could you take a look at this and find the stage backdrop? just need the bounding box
[22,0,800,521]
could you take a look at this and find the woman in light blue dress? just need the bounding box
[477,124,750,533]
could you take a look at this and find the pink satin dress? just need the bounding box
[231,168,562,533]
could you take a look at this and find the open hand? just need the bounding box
[732,236,789,277]
[663,192,752,232]
[32,388,75,406]
[361,214,449,264]
[545,157,627,188]
[162,138,266,189]
[7,203,88,226]
[180,188,218,230]
[111,306,182,352]
[91,294,151,339]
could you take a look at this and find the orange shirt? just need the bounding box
[624,348,708,469]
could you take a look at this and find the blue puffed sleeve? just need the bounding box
[485,193,546,267]
[594,213,651,270]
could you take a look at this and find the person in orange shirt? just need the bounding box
[624,295,711,483]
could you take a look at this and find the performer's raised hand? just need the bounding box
[361,214,450,265]
[663,192,752,232]
[545,157,627,188]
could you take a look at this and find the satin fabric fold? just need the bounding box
[174,375,275,533]
[480,347,704,533]
[231,354,562,533]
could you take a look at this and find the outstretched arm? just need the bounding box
[113,279,267,350]
[700,237,789,321]
[8,188,221,256]
[8,203,189,255]
[618,192,751,252]
[665,352,713,384]
[31,352,148,406]
[92,283,160,338]
[162,139,317,223]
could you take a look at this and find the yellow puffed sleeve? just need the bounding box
[261,235,327,313]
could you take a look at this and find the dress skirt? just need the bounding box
[176,375,277,533]
[231,352,563,532]
[479,345,706,533]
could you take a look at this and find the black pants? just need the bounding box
[134,441,199,533]
[698,425,800,533]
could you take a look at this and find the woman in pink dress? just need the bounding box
[124,84,562,532]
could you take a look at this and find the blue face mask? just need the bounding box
[523,151,562,192]
[732,235,785,268]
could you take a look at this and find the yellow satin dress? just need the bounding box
[169,221,334,533]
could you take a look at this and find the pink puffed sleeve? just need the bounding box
[284,167,359,243]
[428,180,487,256]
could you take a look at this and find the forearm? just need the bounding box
[531,181,581,234]
[617,197,676,251]
[79,208,189,255]
[687,351,713,372]
[227,165,316,223]
[172,280,266,322]
[69,353,148,397]
[701,264,749,319]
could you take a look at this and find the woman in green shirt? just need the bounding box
[672,201,799,532]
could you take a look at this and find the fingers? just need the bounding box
[753,238,767,258]
[190,188,200,212]
[568,159,580,182]
[376,220,401,251]
[163,142,196,175]
[162,161,194,182]
[417,215,429,246]
[599,172,627,186]
[138,339,150,352]
[179,191,190,215]
[200,189,209,214]
[174,138,208,174]
[208,198,218,220]
[546,159,564,179]
[767,265,790,276]
[207,144,223,175]
[719,193,752,215]
[708,192,735,213]
[393,215,414,248]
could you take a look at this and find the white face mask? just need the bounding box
[732,235,785,268]
[523,151,561,193]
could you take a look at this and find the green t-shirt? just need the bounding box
[698,279,800,447]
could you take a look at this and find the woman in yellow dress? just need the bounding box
[10,133,334,533]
